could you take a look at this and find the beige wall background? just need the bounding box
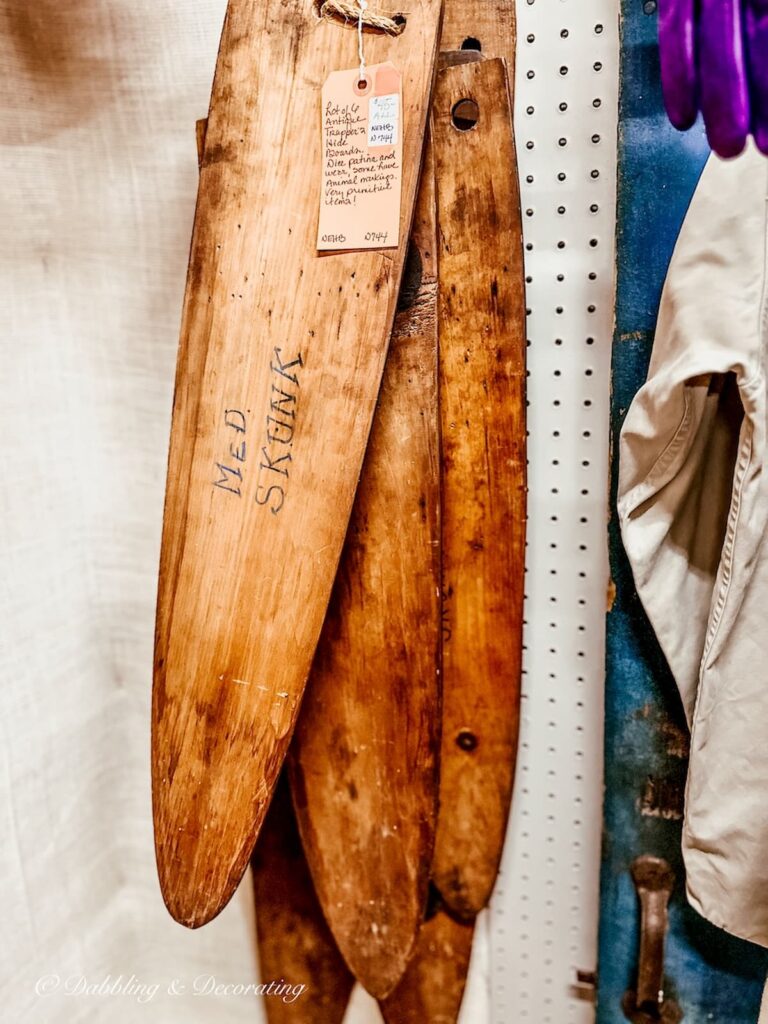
[0,3,264,1019]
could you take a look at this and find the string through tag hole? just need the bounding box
[357,0,368,87]
[314,1,407,35]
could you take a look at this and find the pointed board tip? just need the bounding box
[150,659,291,930]
[155,846,248,930]
[289,761,435,1001]
[152,764,272,930]
[430,861,496,920]
[378,907,476,1024]
[344,939,419,1001]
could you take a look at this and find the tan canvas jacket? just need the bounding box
[619,143,768,956]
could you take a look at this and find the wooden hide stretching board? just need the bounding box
[378,901,475,1024]
[376,37,523,1021]
[152,0,443,928]
[431,50,526,918]
[194,126,355,1023]
[288,141,440,999]
[251,774,354,1024]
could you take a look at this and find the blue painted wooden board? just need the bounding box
[598,2,768,1022]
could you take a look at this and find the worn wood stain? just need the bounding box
[431,48,526,918]
[379,896,476,1023]
[288,138,440,1000]
[251,774,354,1024]
[152,0,443,928]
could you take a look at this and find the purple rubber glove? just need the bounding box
[659,0,699,130]
[746,0,768,153]
[699,0,750,157]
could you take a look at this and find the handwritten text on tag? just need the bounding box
[368,94,399,146]
[317,62,403,252]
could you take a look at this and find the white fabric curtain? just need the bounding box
[0,3,262,1020]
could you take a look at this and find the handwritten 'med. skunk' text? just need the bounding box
[255,347,304,516]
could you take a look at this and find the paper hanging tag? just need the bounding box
[317,62,403,252]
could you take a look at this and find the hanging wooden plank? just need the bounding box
[252,774,354,1024]
[288,139,440,1000]
[152,0,444,929]
[197,124,354,1022]
[430,52,526,917]
[378,901,476,1023]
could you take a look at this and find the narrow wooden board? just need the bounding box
[197,124,354,1020]
[152,0,444,928]
[288,140,440,1000]
[251,774,354,1024]
[378,902,475,1023]
[430,54,526,916]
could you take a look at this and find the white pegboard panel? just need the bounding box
[487,2,619,1023]
[347,4,619,1022]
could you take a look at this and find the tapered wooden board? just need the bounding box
[288,140,440,1000]
[152,0,444,928]
[198,126,353,1020]
[378,904,475,1023]
[431,54,526,917]
[252,774,354,1024]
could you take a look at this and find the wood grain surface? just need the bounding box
[440,0,516,58]
[152,0,443,928]
[430,53,526,917]
[251,774,354,1024]
[288,140,440,999]
[378,899,476,1023]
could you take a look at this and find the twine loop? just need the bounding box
[318,1,406,37]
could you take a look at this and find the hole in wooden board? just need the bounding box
[451,98,479,131]
[461,35,482,51]
[456,729,478,752]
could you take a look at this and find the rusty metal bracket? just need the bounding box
[622,855,683,1023]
